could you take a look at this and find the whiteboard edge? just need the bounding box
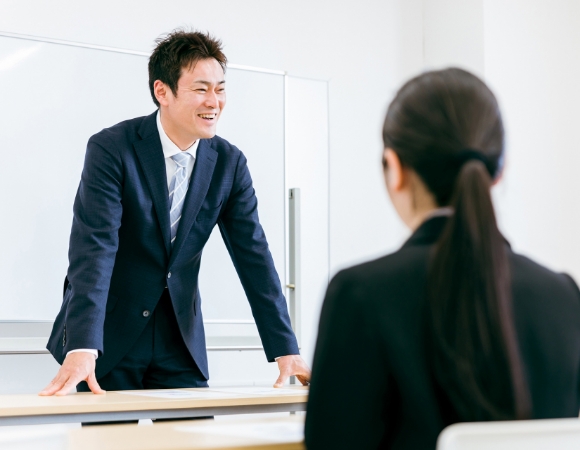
[0,31,286,75]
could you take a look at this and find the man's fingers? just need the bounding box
[87,372,105,395]
[41,370,103,396]
[42,376,70,396]
[296,374,310,386]
[274,355,312,388]
[41,352,98,396]
[54,377,79,396]
[296,368,312,384]
[39,374,66,396]
[273,373,288,388]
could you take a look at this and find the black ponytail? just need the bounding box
[383,68,531,421]
[428,160,530,421]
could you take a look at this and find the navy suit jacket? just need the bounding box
[47,111,299,379]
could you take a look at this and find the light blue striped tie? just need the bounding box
[169,152,192,246]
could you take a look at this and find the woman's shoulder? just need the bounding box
[334,243,429,281]
[328,244,431,310]
[509,250,580,306]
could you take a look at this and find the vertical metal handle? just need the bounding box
[287,188,301,346]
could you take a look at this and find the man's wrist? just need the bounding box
[67,349,98,359]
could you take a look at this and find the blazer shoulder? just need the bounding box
[88,114,151,149]
[510,251,580,303]
[208,134,243,158]
[334,244,430,287]
[329,244,431,308]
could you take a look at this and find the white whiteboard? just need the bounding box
[0,34,285,322]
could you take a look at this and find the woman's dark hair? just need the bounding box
[148,28,227,107]
[382,68,530,421]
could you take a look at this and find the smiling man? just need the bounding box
[41,30,310,397]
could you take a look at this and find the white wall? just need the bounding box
[423,0,580,282]
[423,0,484,76]
[485,0,580,281]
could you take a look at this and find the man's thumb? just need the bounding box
[87,372,106,394]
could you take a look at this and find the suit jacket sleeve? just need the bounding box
[217,151,299,361]
[305,270,391,449]
[64,133,123,354]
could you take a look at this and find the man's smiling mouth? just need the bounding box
[198,113,217,120]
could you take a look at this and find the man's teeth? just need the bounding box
[198,114,216,119]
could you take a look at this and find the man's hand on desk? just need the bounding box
[274,355,311,388]
[39,352,105,396]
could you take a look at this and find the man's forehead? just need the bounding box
[178,60,225,86]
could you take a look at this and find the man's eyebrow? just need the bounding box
[193,80,226,86]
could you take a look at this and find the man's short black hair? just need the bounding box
[148,29,227,107]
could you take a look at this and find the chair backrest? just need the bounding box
[437,418,580,450]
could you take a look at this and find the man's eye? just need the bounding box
[197,89,207,93]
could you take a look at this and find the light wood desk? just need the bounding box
[0,387,308,426]
[68,416,306,450]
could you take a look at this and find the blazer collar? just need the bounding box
[169,138,218,266]
[138,110,159,139]
[134,111,172,257]
[401,216,449,249]
[401,215,511,250]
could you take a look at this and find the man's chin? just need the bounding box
[198,129,217,140]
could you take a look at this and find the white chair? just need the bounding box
[437,418,580,450]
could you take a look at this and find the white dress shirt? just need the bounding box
[156,110,199,188]
[67,111,198,360]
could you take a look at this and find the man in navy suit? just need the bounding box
[41,30,310,396]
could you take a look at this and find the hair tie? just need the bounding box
[455,148,496,177]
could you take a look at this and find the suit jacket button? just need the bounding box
[142,310,150,317]
[167,272,172,279]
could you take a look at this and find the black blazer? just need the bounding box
[305,216,580,449]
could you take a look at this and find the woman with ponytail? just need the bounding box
[305,68,580,449]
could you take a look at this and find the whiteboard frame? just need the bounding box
[0,31,285,75]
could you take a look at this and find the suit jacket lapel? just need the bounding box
[134,112,172,257]
[169,139,218,265]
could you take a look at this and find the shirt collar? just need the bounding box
[156,110,199,160]
[423,207,454,220]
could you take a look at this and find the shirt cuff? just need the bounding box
[274,355,299,361]
[67,349,98,359]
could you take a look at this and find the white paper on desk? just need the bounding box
[175,421,304,443]
[117,389,232,399]
[208,387,307,396]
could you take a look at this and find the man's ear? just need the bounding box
[383,148,406,192]
[153,80,170,107]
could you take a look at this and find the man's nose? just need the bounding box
[204,90,218,108]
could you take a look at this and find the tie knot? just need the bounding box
[171,152,191,168]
